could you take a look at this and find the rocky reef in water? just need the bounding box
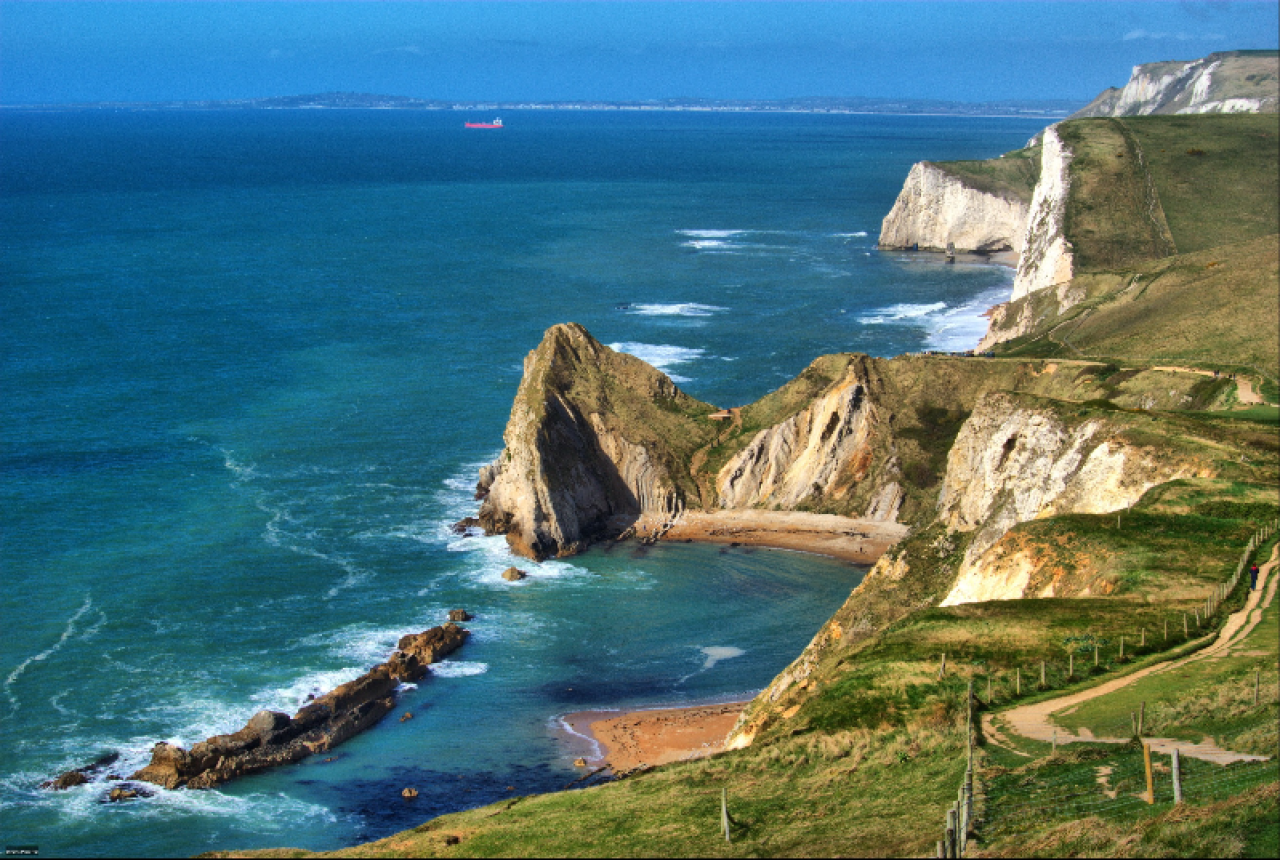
[45,622,468,793]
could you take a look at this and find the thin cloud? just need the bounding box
[1123,29,1225,41]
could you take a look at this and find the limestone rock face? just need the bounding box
[1011,126,1074,301]
[937,392,1207,605]
[717,360,880,510]
[878,162,1030,254]
[1070,52,1279,119]
[478,323,715,560]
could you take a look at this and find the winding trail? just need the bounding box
[1150,365,1266,406]
[986,543,1278,764]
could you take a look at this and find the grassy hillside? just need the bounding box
[988,114,1279,383]
[994,234,1280,374]
[1124,114,1280,254]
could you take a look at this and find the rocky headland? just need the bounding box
[469,57,1277,758]
[46,621,468,794]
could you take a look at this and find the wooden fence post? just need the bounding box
[940,653,946,678]
[1120,636,1125,661]
[1016,667,1021,696]
[946,807,957,858]
[721,787,732,843]
[987,674,993,703]
[1172,748,1183,805]
[1130,711,1137,738]
[1040,660,1046,688]
[1164,618,1168,642]
[1138,701,1145,736]
[1094,642,1099,667]
[1184,613,1189,637]
[1069,652,1074,678]
[1143,742,1155,804]
[965,767,974,837]
[1194,609,1200,628]
[1141,628,1146,648]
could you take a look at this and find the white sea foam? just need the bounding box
[858,301,948,324]
[430,661,489,678]
[249,667,370,715]
[677,645,747,683]
[4,594,96,714]
[608,342,704,383]
[627,303,727,317]
[700,646,746,670]
[858,283,1011,353]
[678,229,747,239]
[833,231,869,238]
[922,285,1012,352]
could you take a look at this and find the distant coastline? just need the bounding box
[0,91,1083,118]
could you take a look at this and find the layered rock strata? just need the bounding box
[936,392,1208,605]
[477,323,716,560]
[716,360,880,509]
[122,622,468,791]
[877,161,1031,254]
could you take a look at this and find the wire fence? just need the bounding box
[959,520,1280,855]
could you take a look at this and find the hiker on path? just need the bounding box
[1249,563,1260,590]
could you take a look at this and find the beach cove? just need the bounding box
[1,109,1047,856]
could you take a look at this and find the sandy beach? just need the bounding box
[660,510,908,564]
[560,700,748,773]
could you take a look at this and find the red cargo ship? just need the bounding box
[465,118,503,129]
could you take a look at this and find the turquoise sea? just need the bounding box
[0,109,1045,856]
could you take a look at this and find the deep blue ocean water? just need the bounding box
[1,109,1045,856]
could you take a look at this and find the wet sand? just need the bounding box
[660,510,908,564]
[560,701,749,773]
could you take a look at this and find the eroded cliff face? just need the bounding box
[477,323,715,560]
[716,361,882,511]
[724,391,1215,749]
[1071,52,1279,119]
[1011,126,1075,301]
[878,162,1030,254]
[936,392,1209,605]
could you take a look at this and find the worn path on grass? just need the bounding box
[985,543,1278,764]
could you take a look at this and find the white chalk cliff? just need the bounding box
[1010,126,1075,301]
[937,393,1208,606]
[877,162,1030,254]
[1071,52,1278,118]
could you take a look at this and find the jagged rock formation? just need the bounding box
[877,161,1032,254]
[1011,125,1075,300]
[725,391,1219,749]
[476,323,716,560]
[122,623,468,790]
[936,393,1209,605]
[1070,51,1278,118]
[716,360,880,509]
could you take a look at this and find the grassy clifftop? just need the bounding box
[932,144,1042,203]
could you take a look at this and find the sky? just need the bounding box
[1,1,1278,105]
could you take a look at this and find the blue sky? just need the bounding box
[2,1,1277,104]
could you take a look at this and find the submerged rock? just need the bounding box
[501,567,527,582]
[122,622,468,791]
